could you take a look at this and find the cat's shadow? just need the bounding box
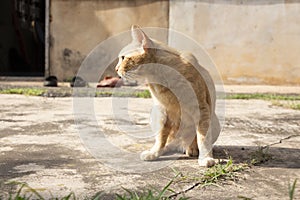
[156,145,300,169]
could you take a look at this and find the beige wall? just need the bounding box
[49,0,169,81]
[50,0,300,85]
[170,0,300,85]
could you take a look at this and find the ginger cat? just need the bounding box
[115,25,220,167]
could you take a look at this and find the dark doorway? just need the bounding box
[0,0,45,76]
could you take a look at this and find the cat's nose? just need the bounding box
[115,66,119,72]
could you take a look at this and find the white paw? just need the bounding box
[198,157,216,167]
[140,150,158,161]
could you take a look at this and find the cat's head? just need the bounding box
[115,25,155,79]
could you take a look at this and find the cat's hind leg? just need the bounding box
[197,126,215,167]
[196,105,215,167]
[186,136,199,157]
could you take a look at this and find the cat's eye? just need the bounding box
[121,56,125,60]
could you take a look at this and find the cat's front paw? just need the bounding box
[198,157,216,167]
[140,150,158,161]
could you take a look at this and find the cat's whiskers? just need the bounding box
[124,70,139,81]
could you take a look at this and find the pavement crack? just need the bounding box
[168,182,201,199]
[262,134,300,149]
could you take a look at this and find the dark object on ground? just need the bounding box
[70,76,87,87]
[97,76,123,88]
[44,76,58,87]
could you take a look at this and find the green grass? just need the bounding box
[226,93,300,110]
[0,87,151,98]
[132,90,151,98]
[2,162,298,200]
[1,87,299,105]
[237,196,253,200]
[226,93,300,101]
[2,160,246,200]
[249,146,273,165]
[1,182,76,200]
[289,179,298,200]
[187,158,247,187]
[201,158,247,186]
[271,100,300,110]
[116,173,188,200]
[0,88,46,96]
[95,90,151,98]
[290,103,300,110]
[115,159,249,200]
[1,174,187,200]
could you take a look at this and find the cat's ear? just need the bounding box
[131,25,152,50]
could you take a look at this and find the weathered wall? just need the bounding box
[49,0,300,85]
[170,0,300,84]
[49,0,169,81]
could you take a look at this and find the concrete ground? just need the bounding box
[0,84,299,199]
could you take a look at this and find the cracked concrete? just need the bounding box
[0,91,300,199]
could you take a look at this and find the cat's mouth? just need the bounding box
[116,70,124,78]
